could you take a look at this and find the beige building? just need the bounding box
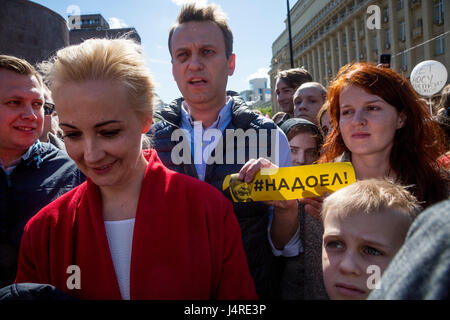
[270,0,450,113]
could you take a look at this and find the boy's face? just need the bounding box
[322,209,409,300]
[289,131,318,166]
[293,85,324,124]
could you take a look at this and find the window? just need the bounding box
[401,52,407,70]
[385,29,391,48]
[383,7,389,22]
[399,21,406,41]
[435,36,445,55]
[374,35,378,54]
[397,0,404,10]
[434,0,444,25]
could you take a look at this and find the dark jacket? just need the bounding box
[275,204,328,300]
[150,93,279,298]
[0,283,74,300]
[0,142,84,287]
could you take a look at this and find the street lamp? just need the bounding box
[286,0,294,68]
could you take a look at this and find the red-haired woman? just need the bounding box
[316,62,449,209]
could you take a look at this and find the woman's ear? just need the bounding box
[397,112,407,129]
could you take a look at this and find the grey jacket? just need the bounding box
[369,198,450,300]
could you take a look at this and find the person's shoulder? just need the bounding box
[151,98,184,132]
[35,142,84,183]
[229,96,277,130]
[409,198,450,238]
[36,142,72,163]
[25,182,87,230]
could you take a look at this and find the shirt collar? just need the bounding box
[180,96,232,130]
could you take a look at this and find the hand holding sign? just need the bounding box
[235,158,299,250]
[223,162,356,202]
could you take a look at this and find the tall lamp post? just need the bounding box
[287,0,294,68]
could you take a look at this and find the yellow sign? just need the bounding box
[222,162,356,202]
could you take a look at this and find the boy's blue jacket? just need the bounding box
[0,142,85,287]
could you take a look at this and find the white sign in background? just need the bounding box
[410,60,448,97]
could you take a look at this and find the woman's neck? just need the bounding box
[100,154,148,221]
[351,152,394,180]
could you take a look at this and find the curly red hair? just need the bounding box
[320,62,448,207]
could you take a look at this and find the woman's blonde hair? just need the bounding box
[40,38,154,121]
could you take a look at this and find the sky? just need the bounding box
[31,0,290,104]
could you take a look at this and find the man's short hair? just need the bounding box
[0,55,43,87]
[297,82,327,101]
[321,179,422,222]
[272,111,286,123]
[276,67,313,90]
[168,3,233,59]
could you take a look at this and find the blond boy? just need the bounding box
[321,179,421,300]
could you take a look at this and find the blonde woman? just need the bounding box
[15,38,257,300]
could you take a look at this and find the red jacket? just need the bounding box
[15,149,257,300]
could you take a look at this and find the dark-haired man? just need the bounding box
[151,3,299,298]
[275,68,313,126]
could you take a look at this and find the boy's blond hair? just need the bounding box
[321,179,422,222]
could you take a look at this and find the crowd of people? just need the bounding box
[0,2,449,300]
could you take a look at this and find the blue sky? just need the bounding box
[31,0,290,104]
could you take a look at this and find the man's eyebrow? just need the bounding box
[6,95,42,100]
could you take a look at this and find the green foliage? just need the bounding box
[256,105,273,118]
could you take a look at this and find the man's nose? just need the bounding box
[20,102,39,120]
[187,53,203,71]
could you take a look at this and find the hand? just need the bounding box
[298,196,326,221]
[239,158,292,209]
[238,157,277,183]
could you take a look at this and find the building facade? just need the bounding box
[68,14,141,45]
[0,0,69,65]
[240,78,272,107]
[270,0,450,113]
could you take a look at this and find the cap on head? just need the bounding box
[280,117,322,142]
